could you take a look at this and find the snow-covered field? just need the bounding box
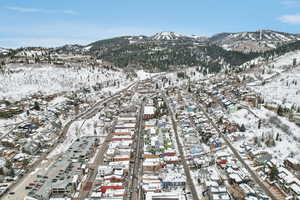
[0,63,129,100]
[228,108,300,162]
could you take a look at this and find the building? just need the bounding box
[294,113,300,125]
[145,191,186,200]
[284,158,300,171]
[144,106,155,120]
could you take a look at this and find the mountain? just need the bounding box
[85,30,300,55]
[3,30,300,73]
[209,30,300,52]
[84,32,259,72]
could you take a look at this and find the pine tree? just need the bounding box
[270,166,279,181]
[240,124,246,132]
[33,101,40,111]
[5,159,12,168]
[277,105,283,116]
[275,133,280,141]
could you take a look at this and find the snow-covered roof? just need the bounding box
[144,106,155,115]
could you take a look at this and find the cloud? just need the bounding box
[6,6,78,15]
[279,14,300,24]
[0,24,161,48]
[281,0,300,8]
[63,10,78,15]
[0,37,92,48]
[6,6,40,13]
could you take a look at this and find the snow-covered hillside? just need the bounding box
[268,50,300,69]
[226,30,299,42]
[252,66,300,107]
[0,64,131,100]
[246,51,300,107]
[228,108,300,162]
[151,31,207,41]
[0,47,10,55]
[152,32,184,40]
[210,30,300,52]
[15,49,48,57]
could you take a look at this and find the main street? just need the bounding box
[128,100,144,200]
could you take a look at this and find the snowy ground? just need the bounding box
[251,66,300,107]
[270,50,300,69]
[136,70,152,80]
[47,110,109,159]
[227,107,300,162]
[242,50,300,83]
[0,63,130,100]
[163,67,204,88]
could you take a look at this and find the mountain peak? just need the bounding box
[152,31,184,40]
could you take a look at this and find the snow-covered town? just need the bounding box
[1,1,300,199]
[0,45,299,200]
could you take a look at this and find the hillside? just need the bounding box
[0,63,132,100]
[84,32,260,72]
[0,48,10,56]
[210,30,300,52]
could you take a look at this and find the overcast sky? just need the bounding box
[0,0,300,48]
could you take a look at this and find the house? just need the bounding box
[242,94,259,107]
[145,120,156,128]
[161,170,186,188]
[143,158,163,172]
[99,184,124,194]
[23,141,40,155]
[254,152,272,165]
[207,184,231,200]
[290,183,300,198]
[294,113,300,125]
[277,166,300,196]
[284,158,300,171]
[145,191,186,200]
[98,166,113,177]
[144,106,155,119]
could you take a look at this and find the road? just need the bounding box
[0,82,137,200]
[129,101,144,200]
[162,94,200,200]
[196,99,278,200]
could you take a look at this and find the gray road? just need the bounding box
[129,101,144,200]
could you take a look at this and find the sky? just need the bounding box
[0,0,300,48]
